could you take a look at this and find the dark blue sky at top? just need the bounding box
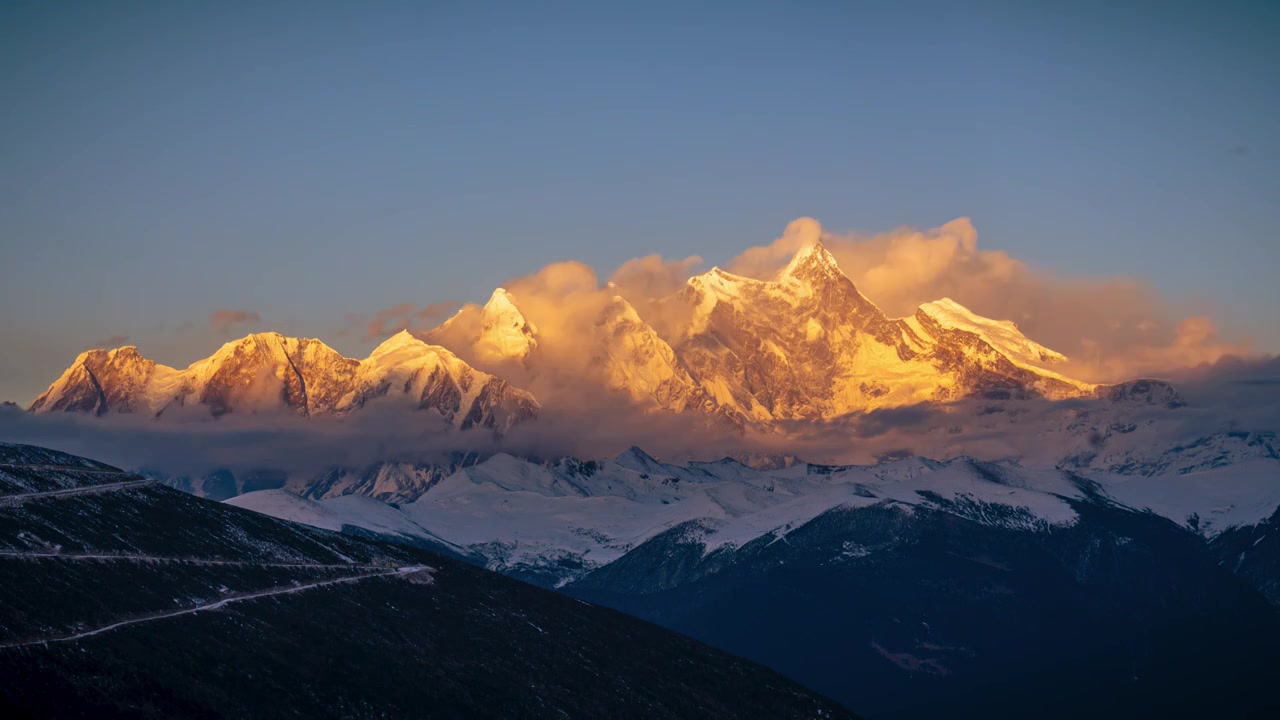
[1,0,1277,402]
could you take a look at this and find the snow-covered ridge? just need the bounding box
[29,331,538,430]
[918,298,1065,364]
[231,447,1280,588]
[909,298,1093,391]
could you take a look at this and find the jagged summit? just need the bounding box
[686,237,873,314]
[604,294,645,325]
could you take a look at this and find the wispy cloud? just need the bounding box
[209,309,261,333]
[346,301,461,340]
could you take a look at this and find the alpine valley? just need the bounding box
[10,238,1280,718]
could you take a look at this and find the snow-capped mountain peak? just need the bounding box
[34,232,1100,430]
[369,329,430,357]
[475,288,539,365]
[29,344,178,416]
[778,239,845,295]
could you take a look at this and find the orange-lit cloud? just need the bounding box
[609,253,704,298]
[482,261,617,385]
[424,258,700,406]
[209,309,262,333]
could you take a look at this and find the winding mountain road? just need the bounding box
[0,565,433,649]
[0,478,154,505]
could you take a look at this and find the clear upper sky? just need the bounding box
[1,0,1277,403]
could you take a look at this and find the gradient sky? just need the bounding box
[2,0,1277,403]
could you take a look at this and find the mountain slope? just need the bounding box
[0,442,856,719]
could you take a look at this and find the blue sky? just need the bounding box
[1,0,1277,402]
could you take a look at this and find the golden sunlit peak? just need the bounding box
[780,241,842,283]
[773,217,841,279]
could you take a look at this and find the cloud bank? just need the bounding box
[4,355,1275,479]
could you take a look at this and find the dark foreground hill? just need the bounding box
[0,443,856,720]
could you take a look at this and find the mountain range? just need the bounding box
[30,331,537,431]
[28,240,1099,430]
